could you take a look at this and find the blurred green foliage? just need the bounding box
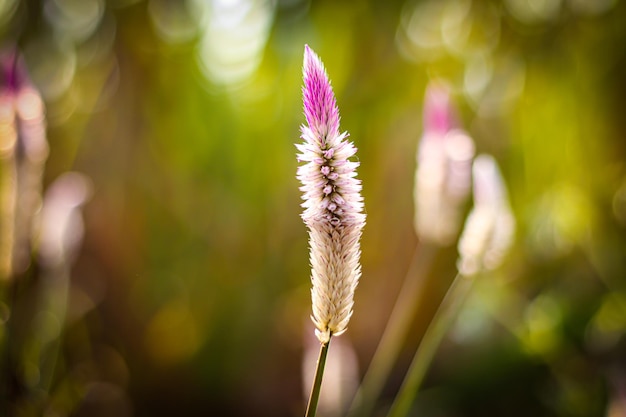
[1,0,626,416]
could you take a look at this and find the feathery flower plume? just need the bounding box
[458,154,515,276]
[415,81,474,245]
[297,45,365,345]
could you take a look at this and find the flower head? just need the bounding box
[458,154,515,276]
[297,45,365,344]
[422,81,456,136]
[0,49,48,277]
[414,81,474,245]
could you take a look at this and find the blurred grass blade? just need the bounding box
[348,243,437,417]
[386,273,474,417]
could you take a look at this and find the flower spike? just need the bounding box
[297,45,365,344]
[458,154,515,276]
[414,81,475,245]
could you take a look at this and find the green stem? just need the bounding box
[386,273,474,417]
[305,337,331,417]
[348,243,437,417]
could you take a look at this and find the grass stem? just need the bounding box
[348,243,437,417]
[305,337,331,417]
[386,273,474,417]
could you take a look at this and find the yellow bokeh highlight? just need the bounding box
[144,300,202,365]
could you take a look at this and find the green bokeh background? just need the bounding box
[2,0,626,416]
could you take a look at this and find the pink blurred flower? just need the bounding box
[414,81,475,245]
[0,50,49,276]
[458,154,515,276]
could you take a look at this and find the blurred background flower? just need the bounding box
[1,0,625,416]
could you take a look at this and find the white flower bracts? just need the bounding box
[297,45,365,344]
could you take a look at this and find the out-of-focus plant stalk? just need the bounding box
[386,272,473,417]
[29,172,91,393]
[387,154,515,417]
[0,91,17,282]
[0,51,52,414]
[348,81,473,417]
[0,54,21,415]
[13,86,49,274]
[297,45,365,417]
[347,243,436,417]
[0,52,49,281]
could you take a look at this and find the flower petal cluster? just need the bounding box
[0,51,49,277]
[296,45,365,344]
[414,81,474,245]
[458,154,515,276]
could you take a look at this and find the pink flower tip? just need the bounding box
[302,45,340,144]
[423,80,456,135]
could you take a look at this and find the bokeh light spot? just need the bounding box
[523,294,562,355]
[528,184,594,258]
[24,38,76,101]
[612,179,626,226]
[0,0,19,29]
[149,0,200,44]
[44,0,105,43]
[144,301,202,365]
[505,0,562,23]
[196,0,275,87]
[568,0,616,15]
